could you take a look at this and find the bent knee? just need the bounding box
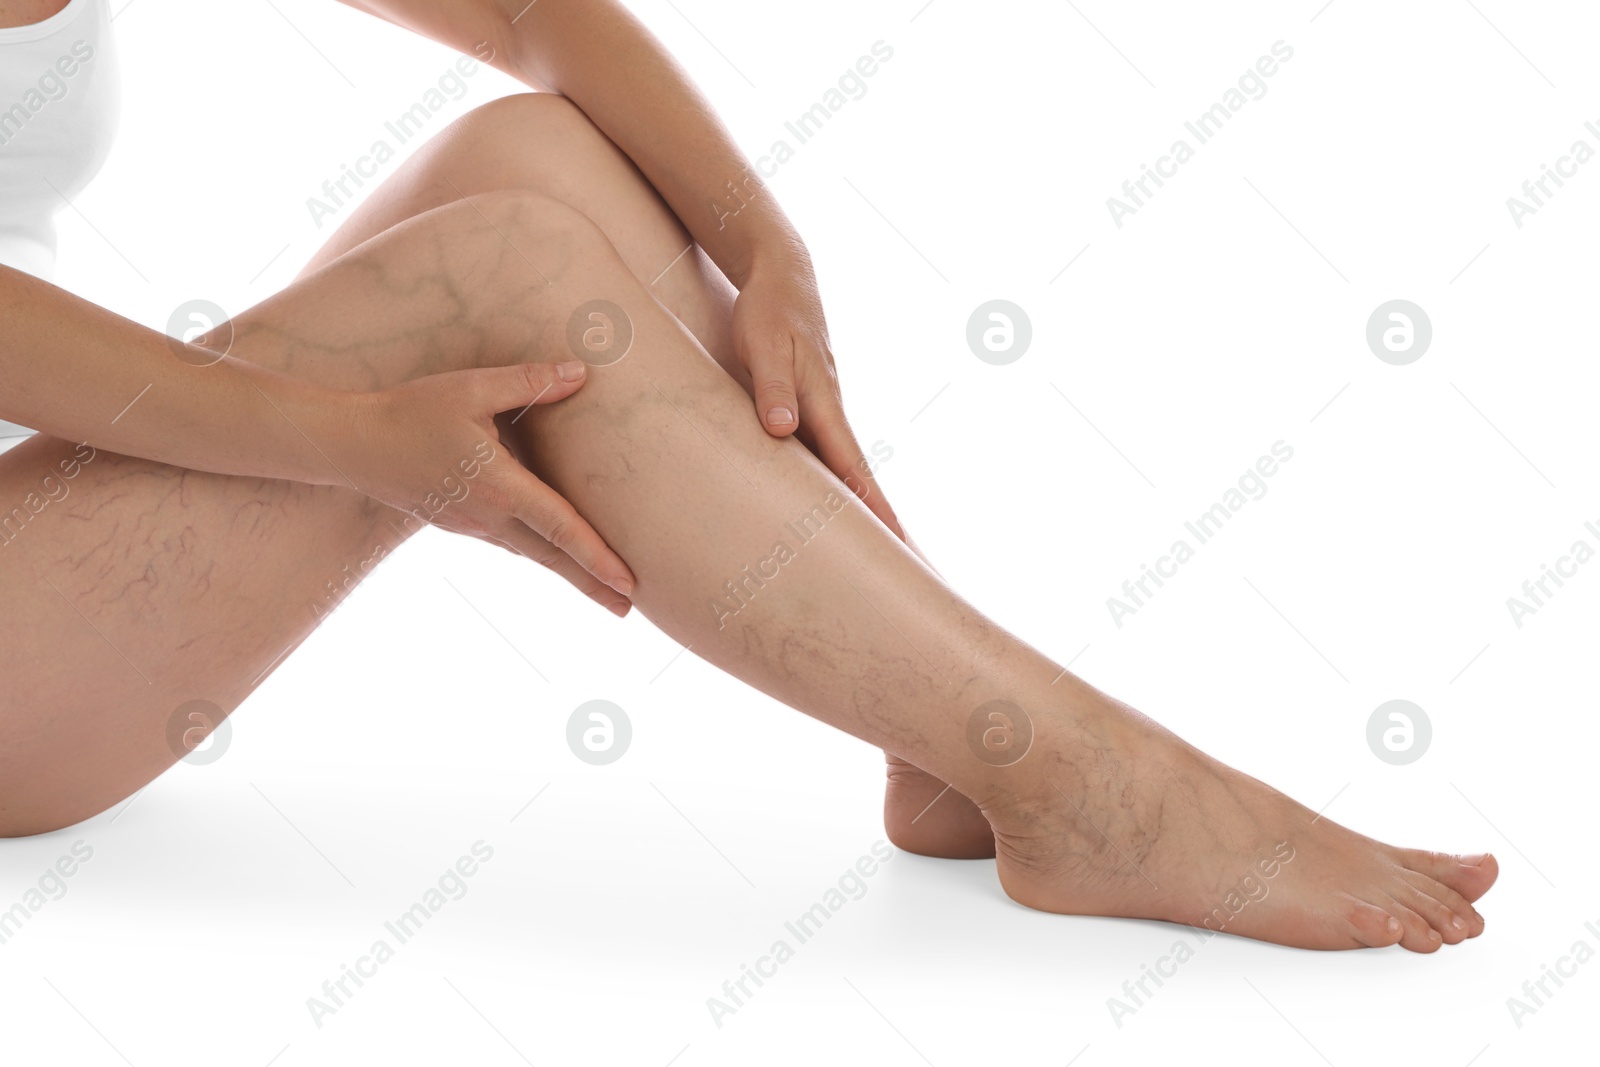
[453,93,625,181]
[466,91,587,134]
[445,188,626,279]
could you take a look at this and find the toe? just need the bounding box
[1341,897,1404,948]
[1396,848,1499,903]
[1381,896,1445,953]
[1393,881,1471,945]
[1401,870,1484,939]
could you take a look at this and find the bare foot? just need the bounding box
[884,753,996,859]
[985,686,1499,951]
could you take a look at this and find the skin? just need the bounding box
[0,1,67,24]
[2,92,1500,951]
[0,8,1499,949]
[1,0,968,829]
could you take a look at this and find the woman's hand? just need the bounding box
[325,359,637,615]
[732,254,906,540]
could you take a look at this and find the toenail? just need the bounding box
[1429,928,1442,941]
[1387,917,1402,937]
[1450,916,1465,931]
[1459,853,1490,866]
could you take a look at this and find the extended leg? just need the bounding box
[301,93,993,858]
[320,187,1496,952]
[1,126,1496,953]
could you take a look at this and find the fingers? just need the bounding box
[747,333,801,436]
[798,386,906,541]
[484,528,632,618]
[739,323,906,538]
[501,466,636,597]
[471,359,591,417]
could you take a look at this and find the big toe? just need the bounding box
[1397,849,1499,903]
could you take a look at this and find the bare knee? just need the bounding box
[427,94,700,293]
[442,187,630,285]
[445,93,629,198]
[462,93,610,162]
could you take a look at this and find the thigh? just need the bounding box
[0,96,733,836]
[303,92,744,387]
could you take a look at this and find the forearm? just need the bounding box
[508,1,799,285]
[0,268,351,487]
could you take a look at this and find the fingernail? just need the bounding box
[1458,853,1490,866]
[766,406,795,426]
[558,360,586,381]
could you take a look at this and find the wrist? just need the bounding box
[736,235,814,292]
[721,217,810,290]
[254,367,365,490]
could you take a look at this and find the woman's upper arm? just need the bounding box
[334,0,528,80]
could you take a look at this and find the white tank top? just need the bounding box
[0,0,118,442]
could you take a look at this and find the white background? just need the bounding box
[3,0,1597,1064]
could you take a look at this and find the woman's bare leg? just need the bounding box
[398,186,1496,951]
[299,93,993,859]
[0,106,1496,951]
[0,92,984,851]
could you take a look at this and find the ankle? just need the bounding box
[965,695,1183,839]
